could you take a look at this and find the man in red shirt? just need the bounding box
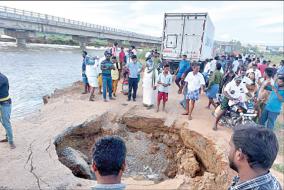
[258,60,268,77]
[119,47,126,80]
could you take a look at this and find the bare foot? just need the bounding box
[182,112,189,115]
[188,115,193,120]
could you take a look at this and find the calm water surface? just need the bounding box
[0,42,105,119]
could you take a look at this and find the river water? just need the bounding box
[0,42,105,120]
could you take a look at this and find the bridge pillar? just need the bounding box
[4,29,35,48]
[72,36,90,50]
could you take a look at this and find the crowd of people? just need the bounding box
[81,42,284,132]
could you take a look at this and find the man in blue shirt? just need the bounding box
[125,55,142,101]
[175,55,190,91]
[259,76,284,129]
[101,52,115,102]
[0,72,16,149]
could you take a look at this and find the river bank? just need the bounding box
[0,79,283,189]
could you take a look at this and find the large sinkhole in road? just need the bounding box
[54,112,229,189]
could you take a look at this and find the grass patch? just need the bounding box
[274,121,284,157]
[273,163,284,174]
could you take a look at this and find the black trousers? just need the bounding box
[128,77,138,100]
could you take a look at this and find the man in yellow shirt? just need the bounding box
[111,56,120,97]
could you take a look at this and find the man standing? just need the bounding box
[92,136,126,190]
[156,64,172,112]
[83,51,100,101]
[232,57,240,74]
[119,47,126,79]
[246,63,262,83]
[111,42,119,57]
[111,56,120,97]
[259,76,284,129]
[101,52,115,102]
[277,60,284,76]
[257,68,275,118]
[258,60,268,77]
[125,55,142,101]
[228,125,281,190]
[182,62,205,120]
[175,55,190,91]
[142,55,159,108]
[0,72,16,149]
[131,45,137,56]
[82,52,90,94]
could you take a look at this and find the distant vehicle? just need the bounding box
[161,13,215,73]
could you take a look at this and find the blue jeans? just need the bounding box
[0,102,13,144]
[102,76,113,100]
[259,109,279,130]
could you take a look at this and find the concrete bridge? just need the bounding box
[0,6,161,48]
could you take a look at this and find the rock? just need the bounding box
[164,149,174,159]
[148,144,160,154]
[196,172,216,190]
[146,133,153,139]
[179,149,200,177]
[164,162,178,178]
[171,134,180,142]
[57,147,95,180]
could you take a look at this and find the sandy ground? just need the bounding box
[0,79,283,189]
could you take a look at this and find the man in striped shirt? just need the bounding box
[228,125,282,190]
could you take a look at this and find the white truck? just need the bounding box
[161,13,215,72]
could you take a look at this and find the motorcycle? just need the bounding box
[215,94,257,128]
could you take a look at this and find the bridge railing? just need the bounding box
[0,6,160,42]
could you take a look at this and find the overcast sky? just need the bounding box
[0,1,283,46]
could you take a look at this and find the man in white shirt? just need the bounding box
[246,63,262,83]
[182,62,205,120]
[156,64,172,112]
[232,57,240,73]
[213,76,251,130]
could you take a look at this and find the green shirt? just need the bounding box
[208,70,223,88]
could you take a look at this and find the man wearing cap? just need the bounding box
[213,76,251,130]
[0,72,16,149]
